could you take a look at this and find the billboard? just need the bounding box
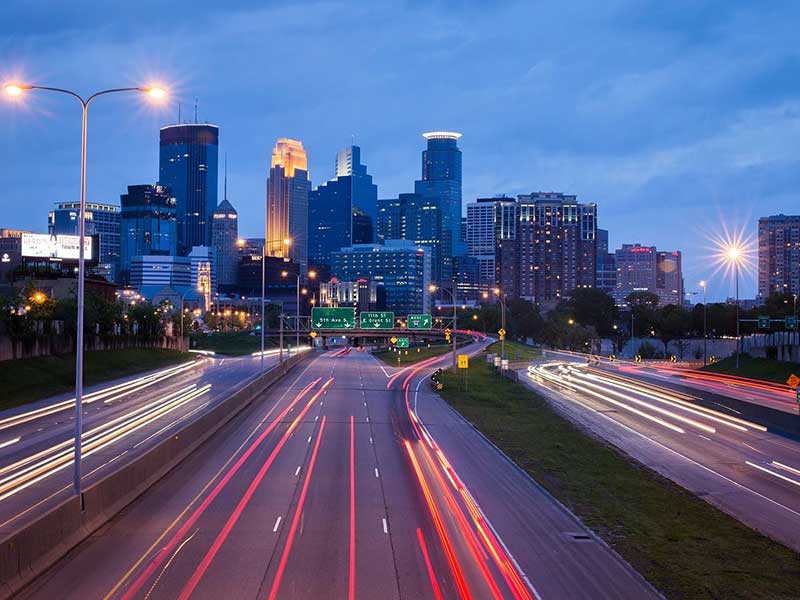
[21,233,93,261]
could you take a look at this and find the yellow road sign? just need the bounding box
[309,331,317,338]
[458,354,469,369]
[787,373,800,388]
[498,328,506,337]
[444,328,452,335]
[390,336,398,344]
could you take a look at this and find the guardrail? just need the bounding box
[0,351,309,599]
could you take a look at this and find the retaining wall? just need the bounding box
[0,351,308,599]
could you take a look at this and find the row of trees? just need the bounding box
[459,288,798,355]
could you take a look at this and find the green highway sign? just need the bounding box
[786,316,798,330]
[407,314,433,330]
[757,315,771,329]
[396,337,410,349]
[360,311,394,329]
[311,307,356,329]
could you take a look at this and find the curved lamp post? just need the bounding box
[4,82,167,498]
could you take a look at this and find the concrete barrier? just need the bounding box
[0,351,309,599]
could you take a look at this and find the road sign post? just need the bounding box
[311,307,356,329]
[360,311,394,329]
[457,354,469,390]
[407,314,433,330]
[757,315,771,330]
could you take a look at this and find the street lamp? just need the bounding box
[260,237,290,369]
[4,81,167,498]
[429,284,457,368]
[725,247,742,369]
[493,288,507,359]
[699,280,708,365]
[283,268,315,354]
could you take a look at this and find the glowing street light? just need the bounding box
[699,280,708,365]
[3,80,168,498]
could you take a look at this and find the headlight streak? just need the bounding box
[0,385,211,502]
[0,361,197,431]
[578,368,766,432]
[746,461,800,488]
[772,461,800,477]
[532,366,686,434]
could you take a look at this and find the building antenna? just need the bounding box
[194,98,198,123]
[224,152,228,201]
[351,133,355,146]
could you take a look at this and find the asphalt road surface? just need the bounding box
[0,348,297,537]
[17,345,659,599]
[527,360,800,552]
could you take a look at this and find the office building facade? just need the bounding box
[309,146,378,269]
[331,240,431,315]
[159,124,219,255]
[614,243,683,306]
[48,202,121,283]
[758,214,800,299]
[466,196,517,286]
[212,199,238,289]
[266,138,310,271]
[119,184,177,285]
[596,228,617,293]
[129,255,192,298]
[413,132,463,281]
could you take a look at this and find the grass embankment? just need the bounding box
[438,343,799,600]
[0,348,194,411]
[700,354,799,385]
[190,331,278,356]
[372,343,454,366]
[490,339,541,361]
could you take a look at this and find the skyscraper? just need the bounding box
[119,184,177,285]
[466,196,515,286]
[596,229,617,292]
[758,214,800,299]
[376,193,443,280]
[308,145,378,269]
[159,124,219,255]
[414,131,463,281]
[266,138,310,271]
[614,243,683,306]
[212,200,238,289]
[49,201,121,283]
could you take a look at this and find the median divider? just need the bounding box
[0,351,309,599]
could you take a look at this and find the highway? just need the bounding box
[526,361,800,552]
[0,348,299,537]
[17,345,659,599]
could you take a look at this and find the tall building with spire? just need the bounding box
[266,138,310,271]
[159,123,219,255]
[414,131,463,282]
[309,145,378,270]
[212,157,239,289]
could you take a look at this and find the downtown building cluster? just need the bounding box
[3,117,799,316]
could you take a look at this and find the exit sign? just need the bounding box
[311,307,356,329]
[360,311,394,329]
[407,314,432,330]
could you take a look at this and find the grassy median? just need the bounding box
[439,345,799,600]
[0,348,194,411]
[701,354,799,385]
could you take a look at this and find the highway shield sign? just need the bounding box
[360,311,394,329]
[407,314,433,330]
[311,307,355,329]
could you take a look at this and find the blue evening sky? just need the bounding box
[2,1,799,301]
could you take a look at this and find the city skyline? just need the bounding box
[3,1,799,301]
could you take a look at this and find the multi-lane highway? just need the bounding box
[0,348,299,537]
[527,361,800,552]
[16,344,659,599]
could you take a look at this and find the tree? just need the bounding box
[654,304,692,356]
[763,291,797,317]
[559,288,618,336]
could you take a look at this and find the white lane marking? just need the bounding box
[0,437,21,449]
[698,435,712,442]
[365,416,369,423]
[369,437,373,445]
[295,466,301,476]
[315,415,319,422]
[382,518,388,534]
[364,401,367,407]
[307,436,312,443]
[273,516,282,532]
[374,468,380,478]
[746,461,800,488]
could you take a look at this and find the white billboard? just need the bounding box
[21,233,93,261]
